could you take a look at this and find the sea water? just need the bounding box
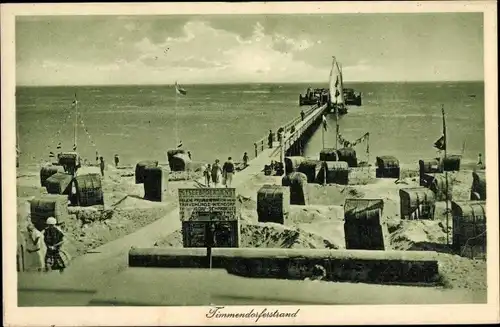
[15,81,485,169]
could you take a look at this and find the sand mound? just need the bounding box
[155,221,344,249]
[307,184,364,206]
[389,220,449,251]
[241,223,341,249]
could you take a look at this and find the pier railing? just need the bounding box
[277,103,328,157]
[253,104,321,158]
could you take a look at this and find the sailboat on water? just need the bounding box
[329,56,348,116]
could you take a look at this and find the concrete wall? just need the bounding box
[129,247,439,286]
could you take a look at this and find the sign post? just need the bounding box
[179,188,240,267]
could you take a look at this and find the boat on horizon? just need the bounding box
[343,88,362,106]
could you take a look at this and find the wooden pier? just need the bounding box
[195,103,329,190]
[253,103,329,159]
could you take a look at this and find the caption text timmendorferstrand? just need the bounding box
[206,306,300,322]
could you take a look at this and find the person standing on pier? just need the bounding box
[301,109,305,121]
[222,157,235,188]
[268,130,274,148]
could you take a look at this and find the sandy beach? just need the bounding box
[16,160,486,294]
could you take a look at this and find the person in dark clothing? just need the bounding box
[242,152,249,168]
[188,151,192,160]
[222,157,235,188]
[268,130,274,148]
[114,154,120,168]
[300,110,305,121]
[99,156,105,177]
[44,217,69,273]
[277,127,284,142]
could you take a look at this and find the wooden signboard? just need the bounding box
[182,220,240,248]
[178,188,237,221]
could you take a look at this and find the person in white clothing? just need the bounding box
[23,223,45,272]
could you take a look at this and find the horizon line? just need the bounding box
[16,79,484,88]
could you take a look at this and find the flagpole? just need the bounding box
[322,120,325,150]
[74,93,78,151]
[175,82,179,147]
[442,104,449,245]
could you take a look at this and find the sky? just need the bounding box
[16,13,484,86]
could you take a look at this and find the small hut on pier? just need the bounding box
[471,171,486,200]
[281,172,308,205]
[336,147,358,167]
[399,187,436,220]
[375,156,400,178]
[451,201,486,259]
[343,198,385,250]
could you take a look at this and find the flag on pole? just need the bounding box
[322,115,328,131]
[175,82,187,96]
[433,135,446,151]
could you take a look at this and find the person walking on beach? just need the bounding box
[44,217,70,273]
[211,159,223,188]
[114,154,120,168]
[99,156,105,177]
[477,153,483,166]
[23,223,45,272]
[222,157,235,188]
[268,130,274,149]
[204,164,212,187]
[243,152,249,168]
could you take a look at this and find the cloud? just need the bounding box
[115,20,324,83]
